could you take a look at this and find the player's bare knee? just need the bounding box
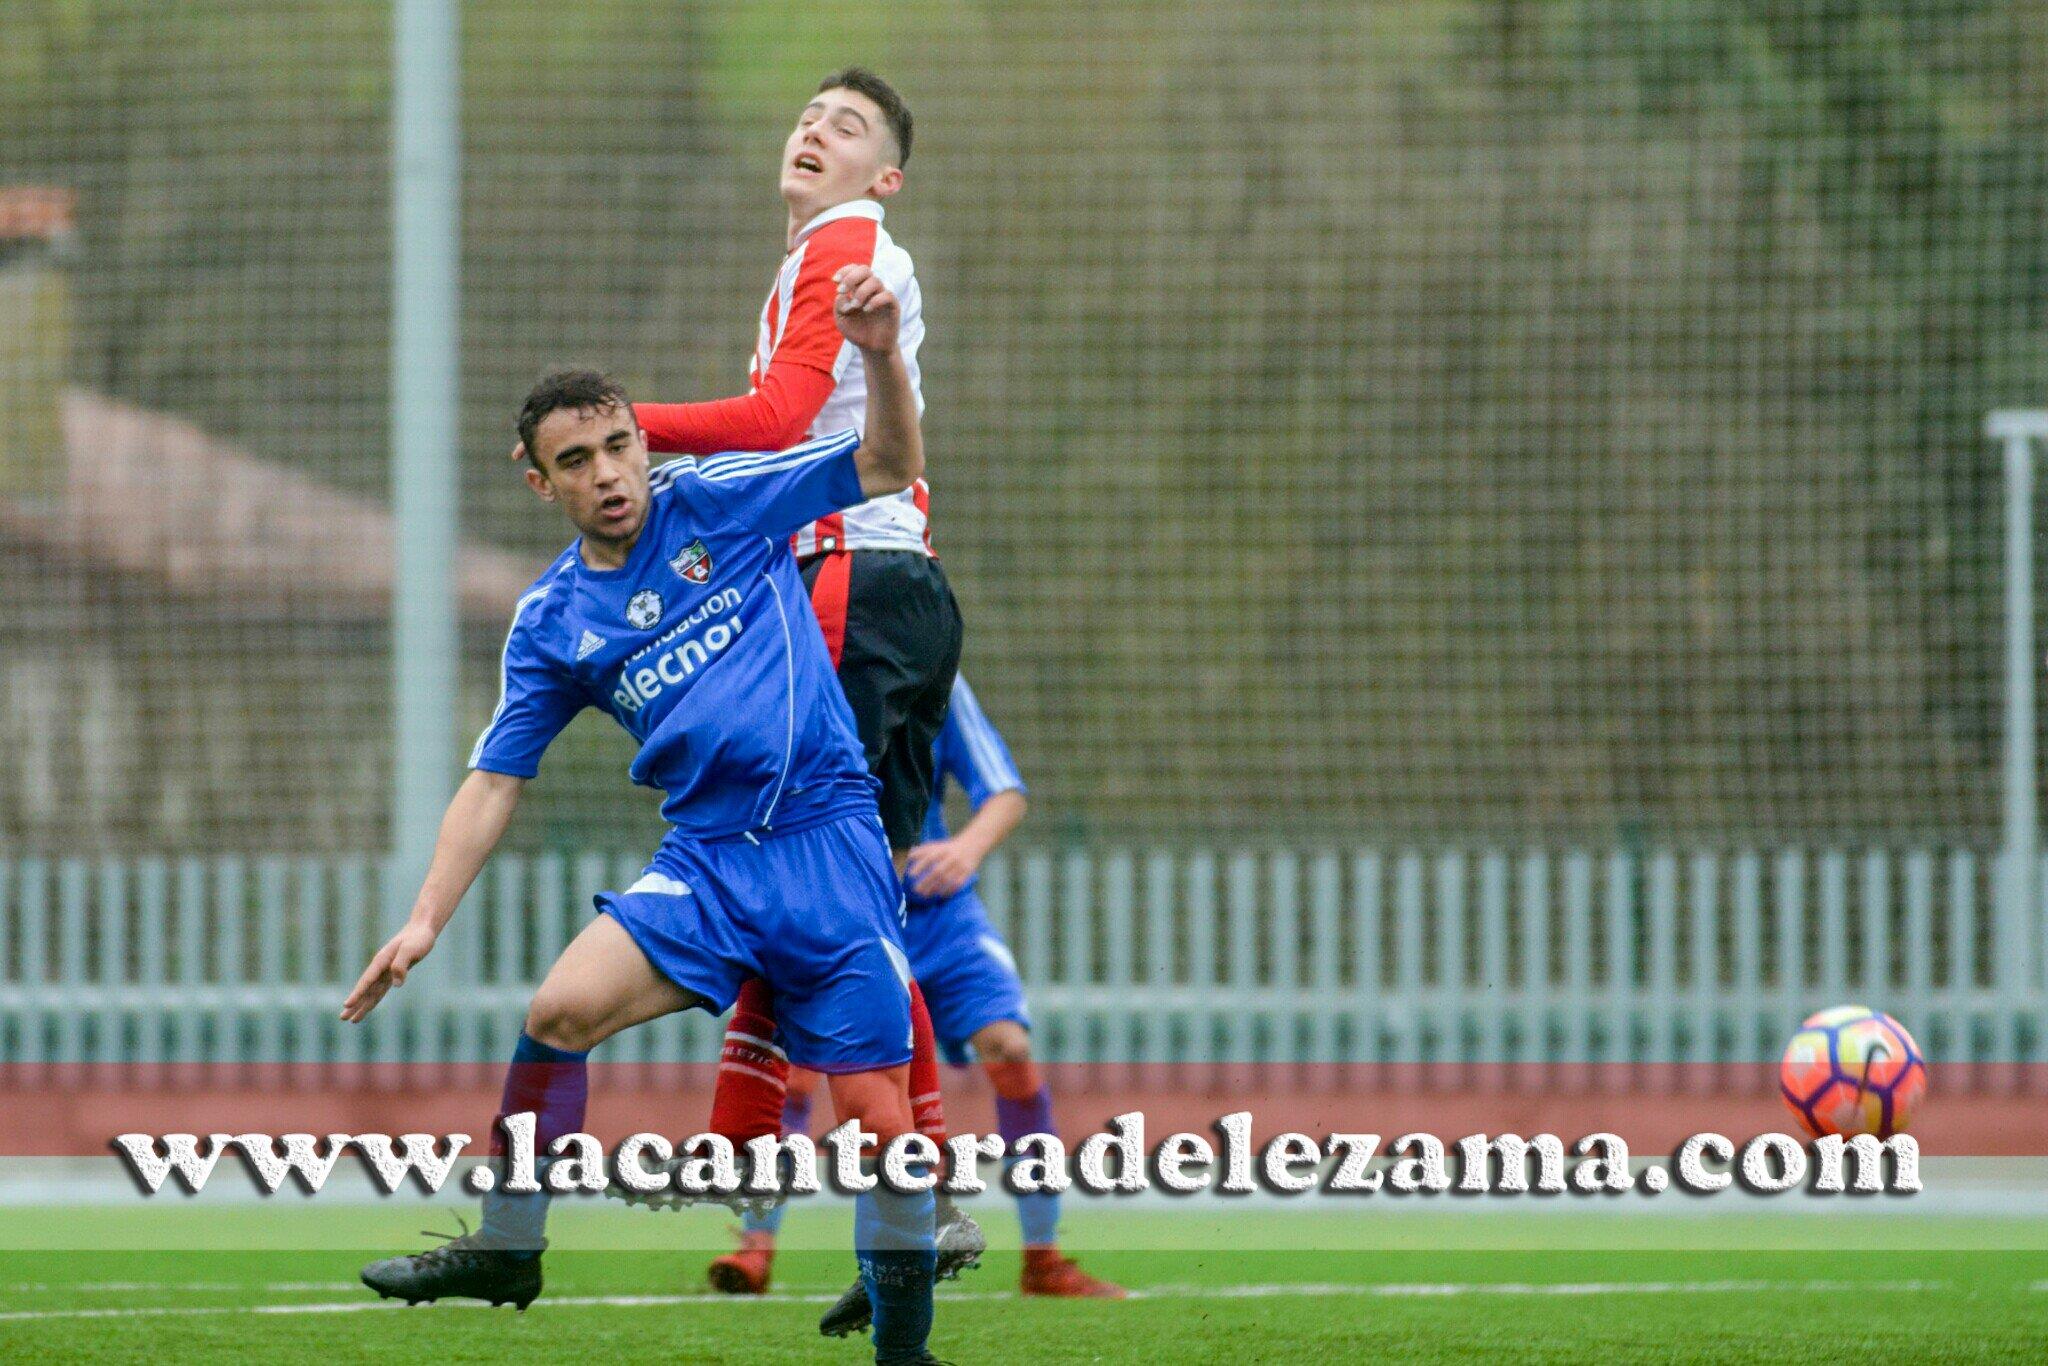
[524,989,602,1053]
[843,1084,914,1144]
[973,1020,1032,1065]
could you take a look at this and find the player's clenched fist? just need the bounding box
[905,836,981,900]
[833,264,899,352]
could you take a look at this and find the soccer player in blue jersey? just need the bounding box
[345,266,950,1364]
[720,675,1125,1318]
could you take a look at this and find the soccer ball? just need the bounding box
[1778,1005,1926,1140]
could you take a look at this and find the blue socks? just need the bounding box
[997,1084,1062,1246]
[740,1190,789,1238]
[478,1032,589,1256]
[855,1167,937,1364]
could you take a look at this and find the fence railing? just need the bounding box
[1,847,2042,1088]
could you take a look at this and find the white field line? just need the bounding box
[0,1281,361,1294]
[0,1280,1951,1323]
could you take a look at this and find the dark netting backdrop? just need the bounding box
[3,1,2045,854]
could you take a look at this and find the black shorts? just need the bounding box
[801,549,965,851]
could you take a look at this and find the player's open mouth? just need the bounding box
[792,153,823,174]
[599,495,631,519]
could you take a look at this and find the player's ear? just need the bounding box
[868,164,904,200]
[524,465,556,503]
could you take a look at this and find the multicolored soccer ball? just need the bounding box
[1778,1005,1926,1140]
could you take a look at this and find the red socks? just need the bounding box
[708,978,788,1145]
[907,981,948,1147]
[709,976,949,1148]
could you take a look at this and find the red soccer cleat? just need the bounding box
[706,1230,775,1296]
[1020,1247,1126,1299]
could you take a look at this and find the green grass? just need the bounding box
[0,1205,2044,1362]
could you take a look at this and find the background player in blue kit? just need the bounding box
[716,675,1126,1305]
[344,266,951,1365]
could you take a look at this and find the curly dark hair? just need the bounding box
[515,368,631,467]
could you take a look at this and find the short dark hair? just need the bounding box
[516,368,631,467]
[817,67,912,166]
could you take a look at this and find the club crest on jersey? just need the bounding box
[625,589,663,630]
[669,539,713,585]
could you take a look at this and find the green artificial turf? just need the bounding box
[0,1202,2042,1362]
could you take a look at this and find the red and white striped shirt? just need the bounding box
[637,199,931,558]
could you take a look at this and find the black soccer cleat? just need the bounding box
[818,1207,986,1338]
[360,1221,543,1310]
[817,1272,872,1339]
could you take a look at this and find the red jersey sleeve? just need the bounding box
[764,215,881,376]
[635,365,835,455]
[634,216,883,455]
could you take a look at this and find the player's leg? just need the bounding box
[710,1064,823,1294]
[848,561,971,1222]
[905,887,1122,1297]
[812,828,982,1343]
[825,1064,941,1365]
[707,976,790,1147]
[481,914,703,1243]
[720,980,958,1317]
[523,910,710,1049]
[758,811,945,1362]
[361,913,704,1307]
[695,974,950,1298]
[905,978,950,1158]
[970,1019,1124,1298]
[708,974,946,1152]
[821,889,1014,1340]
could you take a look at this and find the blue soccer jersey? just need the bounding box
[469,429,880,837]
[909,675,1027,908]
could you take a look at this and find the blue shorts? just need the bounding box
[596,810,913,1073]
[900,886,1032,1066]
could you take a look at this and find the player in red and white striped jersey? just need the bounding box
[635,151,933,559]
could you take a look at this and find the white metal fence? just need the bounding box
[1,847,2042,1088]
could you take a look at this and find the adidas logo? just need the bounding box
[575,629,607,661]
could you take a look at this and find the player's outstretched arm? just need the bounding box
[340,769,526,1023]
[833,263,924,498]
